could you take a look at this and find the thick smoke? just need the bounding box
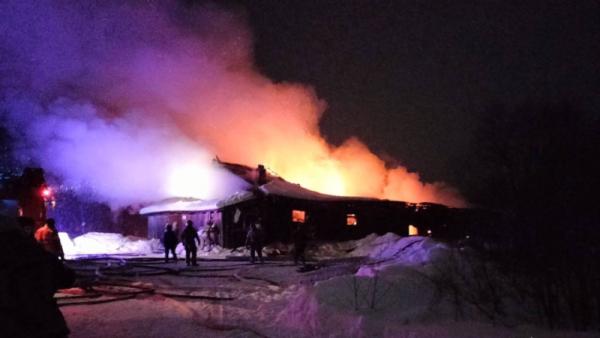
[0,1,464,207]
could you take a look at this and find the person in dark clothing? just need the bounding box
[1,215,75,338]
[292,223,308,266]
[180,220,200,266]
[206,216,220,250]
[163,223,178,263]
[245,220,264,264]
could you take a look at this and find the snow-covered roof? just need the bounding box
[259,178,342,201]
[216,190,255,208]
[261,178,391,204]
[139,198,219,215]
[140,178,392,215]
[140,158,399,215]
[218,178,383,206]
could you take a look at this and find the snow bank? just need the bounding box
[60,232,161,257]
[275,233,587,337]
[56,231,599,337]
[60,230,244,259]
[60,230,448,266]
[274,233,457,336]
[310,233,448,267]
[58,232,76,255]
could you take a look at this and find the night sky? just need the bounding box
[1,0,598,204]
[227,0,599,185]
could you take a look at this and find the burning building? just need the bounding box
[140,160,469,248]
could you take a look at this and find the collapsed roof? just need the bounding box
[140,159,394,215]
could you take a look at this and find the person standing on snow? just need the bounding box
[245,218,264,264]
[198,226,208,251]
[206,215,220,250]
[34,218,65,261]
[292,222,308,266]
[180,220,200,266]
[163,223,178,263]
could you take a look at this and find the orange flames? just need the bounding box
[4,2,465,208]
[52,5,466,208]
[162,72,465,207]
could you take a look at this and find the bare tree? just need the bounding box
[457,101,600,330]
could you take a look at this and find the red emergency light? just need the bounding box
[41,187,52,198]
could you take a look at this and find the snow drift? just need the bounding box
[60,232,161,257]
[58,231,597,337]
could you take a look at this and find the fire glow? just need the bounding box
[166,164,214,200]
[0,1,464,207]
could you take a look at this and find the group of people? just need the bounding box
[163,219,220,266]
[244,217,309,266]
[163,216,310,267]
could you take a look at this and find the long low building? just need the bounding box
[140,160,472,248]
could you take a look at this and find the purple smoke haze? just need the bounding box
[0,1,253,205]
[0,0,465,207]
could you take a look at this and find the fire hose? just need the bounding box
[56,256,279,306]
[56,280,239,306]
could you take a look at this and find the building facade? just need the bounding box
[140,161,472,248]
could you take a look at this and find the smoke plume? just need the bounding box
[0,0,464,207]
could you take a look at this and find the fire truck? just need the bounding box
[0,168,51,233]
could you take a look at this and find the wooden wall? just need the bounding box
[147,211,223,244]
[146,199,481,248]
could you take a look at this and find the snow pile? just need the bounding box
[60,232,161,257]
[275,233,585,337]
[274,267,439,336]
[60,231,248,259]
[310,233,448,266]
[139,198,219,215]
[274,234,457,337]
[58,232,76,255]
[274,286,320,334]
[274,286,365,337]
[56,231,599,338]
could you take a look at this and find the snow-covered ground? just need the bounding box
[59,232,597,337]
[60,231,244,259]
[59,231,446,262]
[59,232,161,257]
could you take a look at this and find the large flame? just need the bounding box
[0,1,464,207]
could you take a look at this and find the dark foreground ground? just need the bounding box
[59,256,364,338]
[56,255,600,338]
